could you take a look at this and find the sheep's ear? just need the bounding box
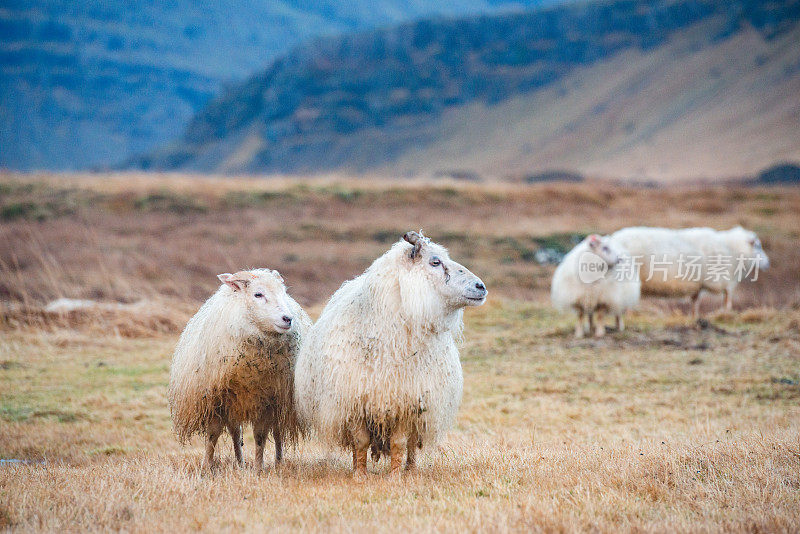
[271,269,284,283]
[587,234,601,249]
[217,273,248,291]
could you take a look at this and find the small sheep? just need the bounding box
[611,226,769,316]
[551,234,640,338]
[168,269,310,470]
[294,231,487,478]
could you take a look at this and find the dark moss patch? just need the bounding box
[1,202,50,221]
[134,192,207,214]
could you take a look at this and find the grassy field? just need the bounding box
[1,173,799,532]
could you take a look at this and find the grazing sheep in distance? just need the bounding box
[611,226,769,316]
[551,234,640,338]
[168,268,310,471]
[294,231,487,478]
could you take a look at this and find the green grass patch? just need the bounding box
[0,405,89,423]
[134,191,207,214]
[1,202,51,221]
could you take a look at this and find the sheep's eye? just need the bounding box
[430,257,441,267]
[254,292,264,298]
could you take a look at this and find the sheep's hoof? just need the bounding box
[202,458,218,473]
[404,464,417,473]
[203,465,219,476]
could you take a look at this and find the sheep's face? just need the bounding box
[400,231,487,311]
[731,227,770,270]
[217,269,295,333]
[587,234,621,267]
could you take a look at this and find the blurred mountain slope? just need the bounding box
[0,0,557,170]
[136,0,800,180]
[389,23,800,181]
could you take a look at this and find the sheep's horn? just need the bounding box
[403,231,423,259]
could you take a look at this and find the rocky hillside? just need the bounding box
[136,0,800,180]
[0,0,555,170]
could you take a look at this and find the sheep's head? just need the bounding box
[727,226,770,270]
[217,269,295,333]
[400,231,487,311]
[586,234,622,268]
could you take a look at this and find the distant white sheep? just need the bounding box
[294,231,487,477]
[611,226,769,316]
[551,234,640,338]
[168,269,310,470]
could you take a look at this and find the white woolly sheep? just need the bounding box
[168,268,310,470]
[611,226,769,316]
[551,234,640,338]
[294,231,487,477]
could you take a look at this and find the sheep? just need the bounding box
[551,234,640,338]
[168,268,310,471]
[611,226,769,316]
[294,231,487,478]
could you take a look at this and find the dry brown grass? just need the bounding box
[2,172,799,309]
[1,173,799,532]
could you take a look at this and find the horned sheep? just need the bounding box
[294,231,487,477]
[168,268,310,471]
[611,226,769,316]
[551,234,641,338]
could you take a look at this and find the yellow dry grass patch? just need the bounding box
[2,300,799,532]
[1,175,799,531]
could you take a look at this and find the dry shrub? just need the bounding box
[737,307,778,323]
[0,505,12,530]
[786,312,800,334]
[686,196,728,214]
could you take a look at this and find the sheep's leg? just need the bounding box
[227,423,243,467]
[353,448,369,479]
[253,411,272,473]
[388,430,407,479]
[616,315,625,332]
[405,426,419,472]
[204,418,224,469]
[575,309,585,339]
[691,290,702,318]
[272,419,283,465]
[594,310,605,338]
[723,289,733,311]
[350,423,370,479]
